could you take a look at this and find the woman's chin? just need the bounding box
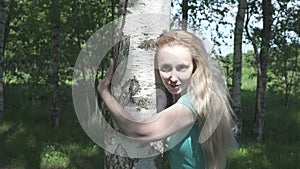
[167,87,182,95]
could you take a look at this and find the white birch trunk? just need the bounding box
[105,0,171,168]
[254,0,272,141]
[232,0,246,136]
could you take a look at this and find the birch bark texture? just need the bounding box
[253,0,272,142]
[104,0,171,168]
[232,0,247,136]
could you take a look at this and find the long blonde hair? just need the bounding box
[156,30,237,169]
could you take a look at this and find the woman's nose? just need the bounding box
[170,71,178,82]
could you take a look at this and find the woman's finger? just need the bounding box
[106,58,114,80]
[97,58,114,92]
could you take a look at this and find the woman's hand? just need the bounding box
[97,58,114,95]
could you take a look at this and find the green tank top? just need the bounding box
[166,94,205,169]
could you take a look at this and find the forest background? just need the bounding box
[0,0,299,168]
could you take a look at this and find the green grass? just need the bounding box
[1,79,300,168]
[227,89,300,168]
[0,84,104,169]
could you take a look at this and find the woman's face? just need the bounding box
[157,45,194,95]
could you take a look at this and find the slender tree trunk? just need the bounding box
[0,0,6,123]
[182,0,188,30]
[283,59,289,108]
[253,0,272,141]
[232,0,247,136]
[49,0,61,127]
[245,2,260,132]
[104,0,171,168]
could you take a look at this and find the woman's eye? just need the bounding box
[160,65,172,72]
[177,65,188,71]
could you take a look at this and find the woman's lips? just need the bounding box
[169,83,180,89]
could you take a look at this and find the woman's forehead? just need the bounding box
[157,45,192,63]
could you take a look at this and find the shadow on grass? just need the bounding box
[0,84,104,169]
[227,89,300,169]
[1,84,299,169]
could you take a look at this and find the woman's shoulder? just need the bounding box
[177,93,197,116]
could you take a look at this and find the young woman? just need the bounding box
[98,30,237,169]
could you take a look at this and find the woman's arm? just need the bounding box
[98,59,196,141]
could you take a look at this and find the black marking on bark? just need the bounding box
[138,39,156,50]
[129,76,140,103]
[137,97,150,110]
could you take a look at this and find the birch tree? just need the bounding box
[104,0,171,168]
[232,0,247,135]
[245,0,273,141]
[0,0,6,123]
[49,0,61,127]
[253,0,273,141]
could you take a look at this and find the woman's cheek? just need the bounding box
[159,72,170,81]
[179,71,193,80]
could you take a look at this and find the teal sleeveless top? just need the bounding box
[166,94,205,169]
